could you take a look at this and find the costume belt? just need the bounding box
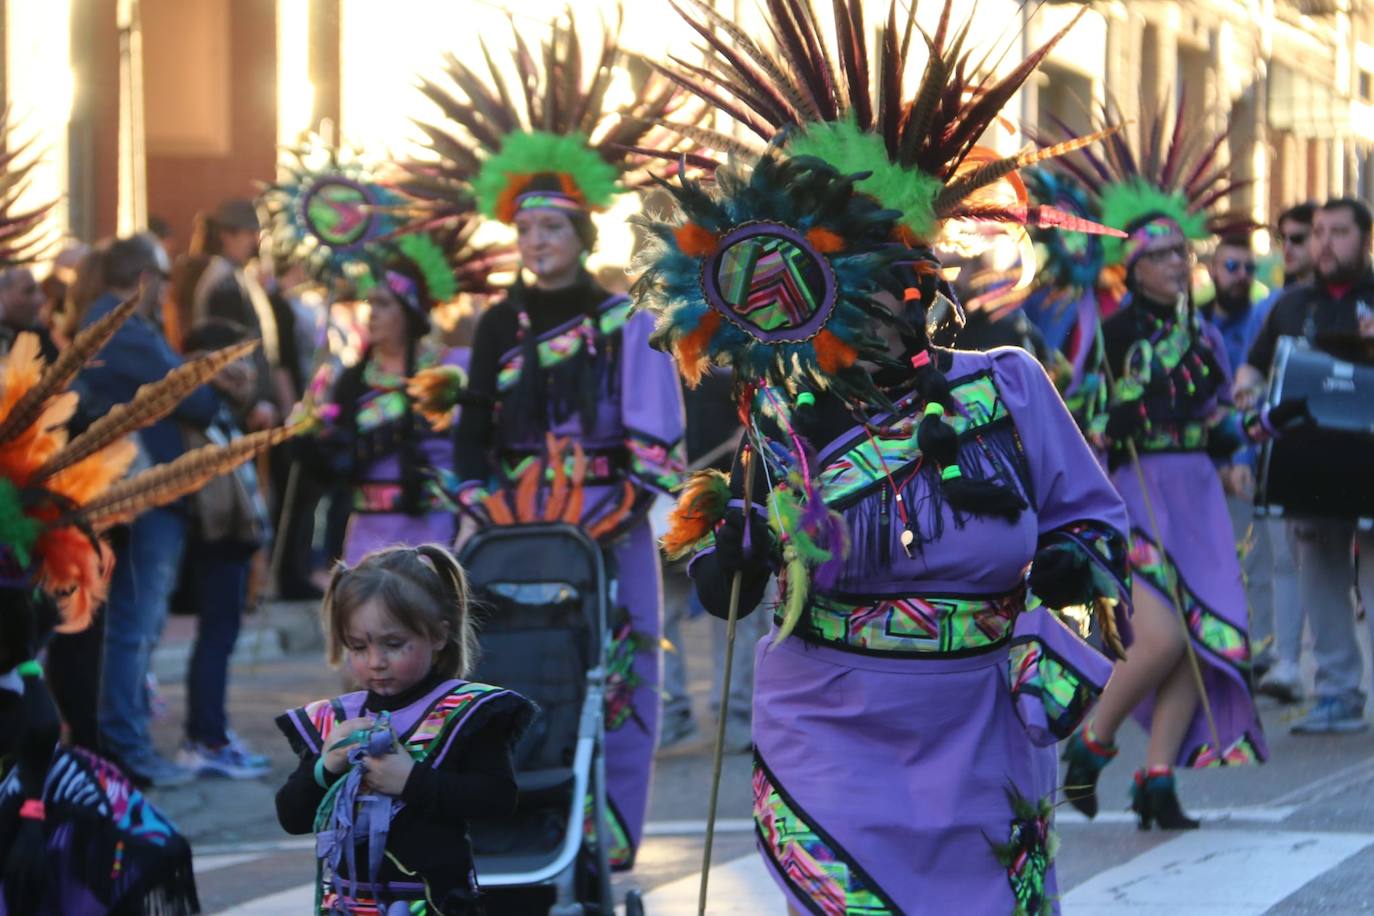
[1130,419,1209,454]
[781,587,1025,657]
[352,481,447,515]
[498,445,625,486]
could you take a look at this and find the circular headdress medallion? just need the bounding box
[701,222,837,343]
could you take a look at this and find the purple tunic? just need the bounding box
[480,296,686,868]
[703,348,1130,913]
[342,347,468,564]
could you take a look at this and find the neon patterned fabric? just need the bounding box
[1008,639,1096,743]
[1129,534,1250,673]
[496,297,632,393]
[604,617,641,732]
[988,788,1057,916]
[717,235,826,331]
[583,792,634,869]
[625,433,686,495]
[790,589,1022,656]
[1187,731,1265,768]
[0,744,198,913]
[811,371,1010,507]
[753,753,897,915]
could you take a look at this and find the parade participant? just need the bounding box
[1237,197,1374,734]
[642,3,1131,910]
[275,544,534,915]
[0,215,291,910]
[399,13,688,870]
[1054,109,1269,828]
[310,236,467,565]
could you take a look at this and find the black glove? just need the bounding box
[712,509,775,576]
[1028,544,1093,610]
[1267,396,1311,433]
[1105,400,1145,444]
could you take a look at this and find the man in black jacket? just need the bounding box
[1236,197,1374,736]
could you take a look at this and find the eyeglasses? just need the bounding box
[1140,243,1191,264]
[1223,258,1256,275]
[1281,231,1310,246]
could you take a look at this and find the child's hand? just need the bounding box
[361,750,415,796]
[323,716,375,774]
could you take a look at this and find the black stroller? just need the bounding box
[459,522,644,916]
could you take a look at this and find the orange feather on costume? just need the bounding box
[495,174,534,224]
[37,525,112,633]
[805,227,845,253]
[814,330,858,374]
[660,469,731,561]
[674,223,721,257]
[673,310,721,388]
[47,440,138,505]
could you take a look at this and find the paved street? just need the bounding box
[148,602,1374,914]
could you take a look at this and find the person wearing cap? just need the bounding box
[177,198,290,433]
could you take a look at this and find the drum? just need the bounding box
[1255,336,1374,521]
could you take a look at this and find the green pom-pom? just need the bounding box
[0,478,41,569]
[475,130,620,221]
[787,117,943,239]
[1099,178,1207,267]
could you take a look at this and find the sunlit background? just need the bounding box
[6,0,1374,273]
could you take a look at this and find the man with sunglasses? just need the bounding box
[1205,231,1302,704]
[1238,197,1374,735]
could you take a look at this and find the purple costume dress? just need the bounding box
[455,279,685,868]
[692,348,1130,914]
[323,345,468,565]
[1100,300,1268,767]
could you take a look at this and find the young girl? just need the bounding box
[275,545,533,915]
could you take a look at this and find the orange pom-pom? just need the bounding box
[673,310,722,387]
[805,227,845,253]
[814,330,858,374]
[674,223,721,257]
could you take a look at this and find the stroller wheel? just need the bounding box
[624,889,645,916]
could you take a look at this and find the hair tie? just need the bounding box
[910,351,931,370]
[903,287,922,302]
[923,402,945,419]
[795,392,815,408]
[16,659,42,678]
[940,465,963,481]
[19,799,45,821]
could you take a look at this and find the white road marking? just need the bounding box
[1062,829,1374,914]
[637,853,785,915]
[215,882,314,915]
[644,817,756,836]
[1056,804,1298,825]
[192,853,266,875]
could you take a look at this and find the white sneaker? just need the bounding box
[178,740,271,779]
[1258,662,1302,705]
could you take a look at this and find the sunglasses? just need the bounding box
[1140,243,1191,263]
[1281,231,1309,246]
[1223,258,1256,275]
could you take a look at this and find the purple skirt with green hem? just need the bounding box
[1112,451,1268,767]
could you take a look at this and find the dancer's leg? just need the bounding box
[1089,581,1187,744]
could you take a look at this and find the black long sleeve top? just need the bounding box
[274,672,525,913]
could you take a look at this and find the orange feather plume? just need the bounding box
[37,525,113,634]
[674,223,721,257]
[673,310,721,388]
[814,330,858,374]
[805,227,845,253]
[661,469,731,561]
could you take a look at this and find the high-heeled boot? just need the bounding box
[1061,725,1117,818]
[1131,767,1201,830]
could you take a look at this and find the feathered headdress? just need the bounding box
[0,306,297,632]
[260,131,405,284]
[1039,91,1253,269]
[633,151,906,402]
[647,0,1119,253]
[0,112,57,266]
[397,9,694,230]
